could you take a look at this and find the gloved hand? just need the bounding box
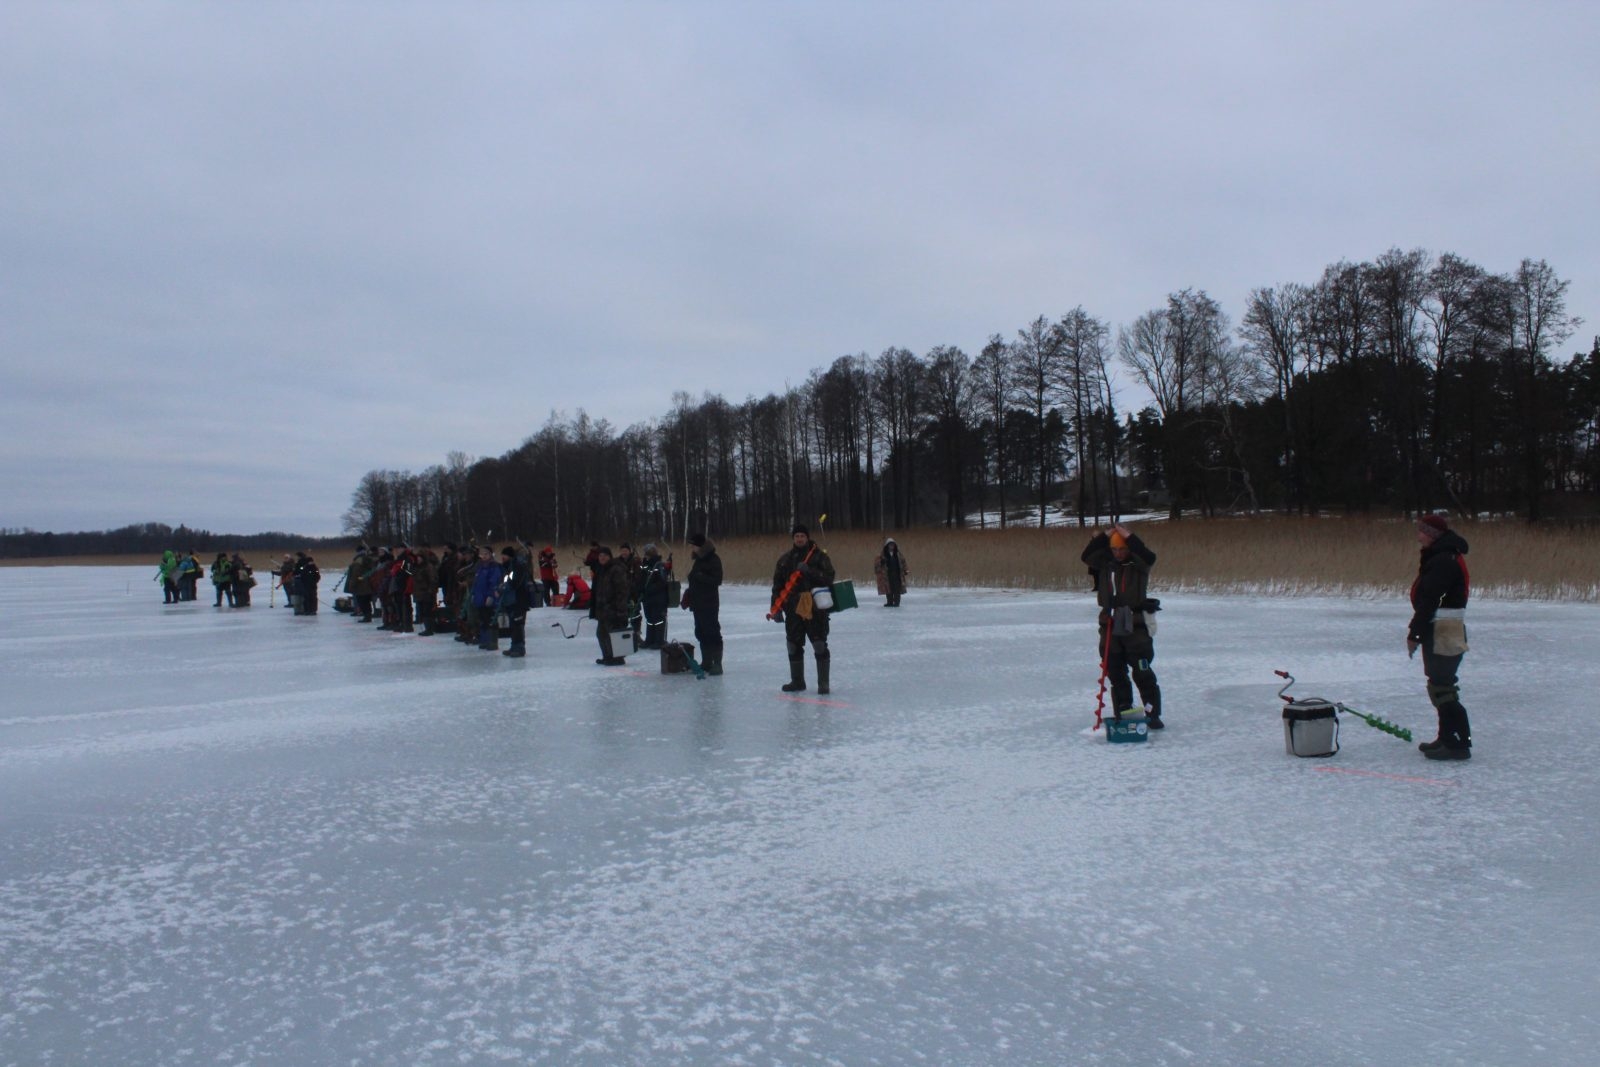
[680,592,690,610]
[768,610,784,623]
[1406,636,1419,658]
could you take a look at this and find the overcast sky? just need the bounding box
[3,2,1596,537]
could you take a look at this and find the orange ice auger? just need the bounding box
[767,543,817,620]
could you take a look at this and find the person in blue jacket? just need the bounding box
[470,545,503,652]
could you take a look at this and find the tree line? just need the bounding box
[341,249,1595,545]
[0,523,351,560]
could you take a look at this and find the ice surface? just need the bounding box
[1,567,1596,1065]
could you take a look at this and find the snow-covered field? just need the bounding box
[1,567,1595,1066]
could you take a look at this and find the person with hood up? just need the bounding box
[873,538,909,607]
[683,532,723,675]
[497,544,533,657]
[769,523,837,694]
[292,552,321,615]
[638,544,670,649]
[1082,524,1164,728]
[1408,513,1473,760]
[346,545,375,622]
[156,550,179,603]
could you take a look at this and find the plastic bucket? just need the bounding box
[1283,699,1339,757]
[1106,711,1149,744]
[812,587,834,611]
[828,579,858,611]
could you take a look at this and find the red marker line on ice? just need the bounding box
[1313,766,1460,787]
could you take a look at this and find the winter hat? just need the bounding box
[1418,513,1450,538]
[501,545,516,558]
[596,545,613,559]
[1108,530,1128,549]
[791,523,810,537]
[688,531,706,547]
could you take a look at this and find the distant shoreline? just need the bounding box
[0,550,345,568]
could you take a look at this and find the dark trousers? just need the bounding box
[784,609,830,662]
[1422,639,1471,747]
[693,607,722,660]
[1101,624,1160,715]
[355,593,373,620]
[642,602,668,647]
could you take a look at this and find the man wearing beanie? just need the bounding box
[1408,513,1473,759]
[683,532,724,675]
[592,546,632,666]
[769,523,837,693]
[1082,522,1164,727]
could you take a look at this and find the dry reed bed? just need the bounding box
[697,519,1600,603]
[6,521,1596,601]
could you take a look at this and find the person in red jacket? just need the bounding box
[538,546,560,605]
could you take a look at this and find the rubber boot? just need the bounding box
[815,655,830,695]
[705,646,723,676]
[782,656,806,692]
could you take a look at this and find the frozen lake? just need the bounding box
[1,566,1596,1065]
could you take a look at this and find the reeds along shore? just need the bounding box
[7,518,1597,601]
[689,518,1600,602]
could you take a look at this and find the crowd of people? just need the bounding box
[151,515,1470,762]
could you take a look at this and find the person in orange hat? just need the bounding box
[1082,523,1164,728]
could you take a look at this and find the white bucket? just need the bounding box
[812,587,834,611]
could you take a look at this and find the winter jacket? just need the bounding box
[498,554,533,611]
[414,552,439,603]
[593,560,632,629]
[470,560,503,608]
[873,542,908,595]
[1408,529,1470,643]
[1082,533,1158,624]
[346,552,373,595]
[639,556,670,614]
[538,549,559,583]
[685,541,723,612]
[771,542,836,614]
[210,557,233,586]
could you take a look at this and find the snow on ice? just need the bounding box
[1,567,1596,1065]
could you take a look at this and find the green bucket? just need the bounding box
[1105,711,1149,744]
[825,579,857,611]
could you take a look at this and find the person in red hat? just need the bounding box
[1408,513,1473,760]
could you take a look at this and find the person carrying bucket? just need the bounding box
[1082,524,1164,729]
[1408,513,1472,760]
[769,523,836,694]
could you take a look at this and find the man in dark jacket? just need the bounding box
[683,532,723,675]
[1408,513,1472,760]
[638,544,670,649]
[770,524,837,694]
[498,545,533,657]
[1082,524,1163,728]
[591,546,632,665]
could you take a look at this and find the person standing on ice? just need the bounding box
[1408,513,1473,760]
[591,546,631,666]
[1082,523,1164,729]
[873,538,909,607]
[770,524,836,694]
[469,545,502,651]
[683,532,723,675]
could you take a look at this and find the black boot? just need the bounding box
[815,656,830,695]
[705,647,723,676]
[782,657,806,692]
